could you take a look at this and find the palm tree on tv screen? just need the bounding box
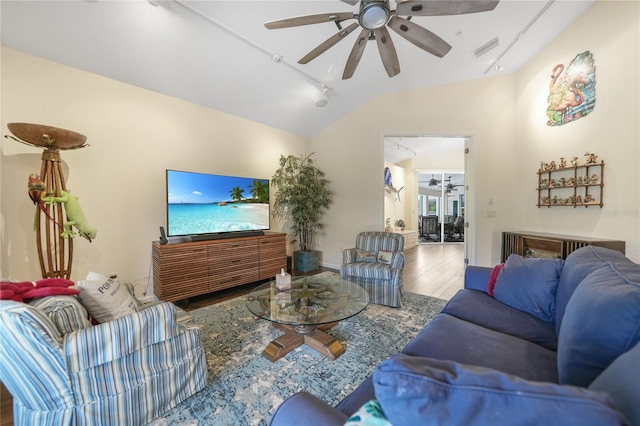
[250,180,269,203]
[229,186,244,202]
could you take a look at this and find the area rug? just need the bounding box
[150,272,447,426]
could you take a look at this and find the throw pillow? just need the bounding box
[22,286,80,299]
[0,281,36,302]
[493,255,563,322]
[487,263,505,296]
[356,249,377,263]
[374,354,627,426]
[377,250,393,264]
[344,400,392,426]
[76,271,138,323]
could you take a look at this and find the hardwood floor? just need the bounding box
[180,241,465,310]
[0,242,463,425]
[403,243,465,300]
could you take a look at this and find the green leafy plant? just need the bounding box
[271,153,333,252]
[395,219,405,228]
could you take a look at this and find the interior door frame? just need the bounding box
[383,134,475,265]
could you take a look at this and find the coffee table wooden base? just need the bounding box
[262,322,345,362]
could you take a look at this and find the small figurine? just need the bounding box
[584,194,595,204]
[559,198,567,205]
[566,177,575,187]
[590,174,599,184]
[540,178,548,188]
[541,196,550,205]
[584,152,599,164]
[577,176,583,185]
[559,157,567,168]
[549,161,557,170]
[540,161,548,172]
[558,177,566,187]
[552,195,559,205]
[568,195,575,204]
[571,156,580,167]
[576,195,582,204]
[549,178,556,188]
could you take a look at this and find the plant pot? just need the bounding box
[293,250,319,273]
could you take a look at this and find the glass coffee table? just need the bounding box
[246,276,369,362]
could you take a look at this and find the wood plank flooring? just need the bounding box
[0,242,463,426]
[178,242,464,310]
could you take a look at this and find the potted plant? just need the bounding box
[271,153,333,272]
[395,219,405,231]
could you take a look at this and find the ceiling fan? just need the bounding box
[428,174,441,186]
[264,0,499,79]
[445,176,464,193]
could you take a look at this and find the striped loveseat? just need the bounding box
[340,232,405,308]
[0,296,206,425]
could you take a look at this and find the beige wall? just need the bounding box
[0,48,309,296]
[312,75,519,268]
[514,0,639,262]
[1,1,638,293]
[312,0,639,267]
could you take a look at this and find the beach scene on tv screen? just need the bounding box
[167,170,269,236]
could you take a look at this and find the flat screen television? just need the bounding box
[166,169,270,239]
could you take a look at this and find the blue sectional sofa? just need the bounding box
[270,246,640,425]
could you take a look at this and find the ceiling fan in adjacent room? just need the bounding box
[264,0,500,79]
[444,176,464,193]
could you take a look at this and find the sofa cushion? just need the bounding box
[589,341,640,426]
[557,255,640,387]
[373,354,628,426]
[402,313,558,383]
[555,246,627,335]
[341,263,392,281]
[493,255,563,323]
[442,289,558,350]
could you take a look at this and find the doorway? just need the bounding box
[418,172,465,243]
[383,136,471,263]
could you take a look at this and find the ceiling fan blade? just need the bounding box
[375,26,400,77]
[396,0,499,16]
[387,16,451,58]
[298,22,360,64]
[265,12,354,29]
[343,28,370,79]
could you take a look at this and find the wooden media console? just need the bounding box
[152,232,287,302]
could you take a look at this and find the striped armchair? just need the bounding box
[340,232,405,308]
[0,299,206,425]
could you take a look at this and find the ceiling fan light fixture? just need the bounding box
[315,85,329,108]
[359,1,390,30]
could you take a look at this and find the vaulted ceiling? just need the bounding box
[1,1,594,138]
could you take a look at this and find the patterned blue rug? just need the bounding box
[150,273,447,426]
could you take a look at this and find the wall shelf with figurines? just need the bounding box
[537,152,604,208]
